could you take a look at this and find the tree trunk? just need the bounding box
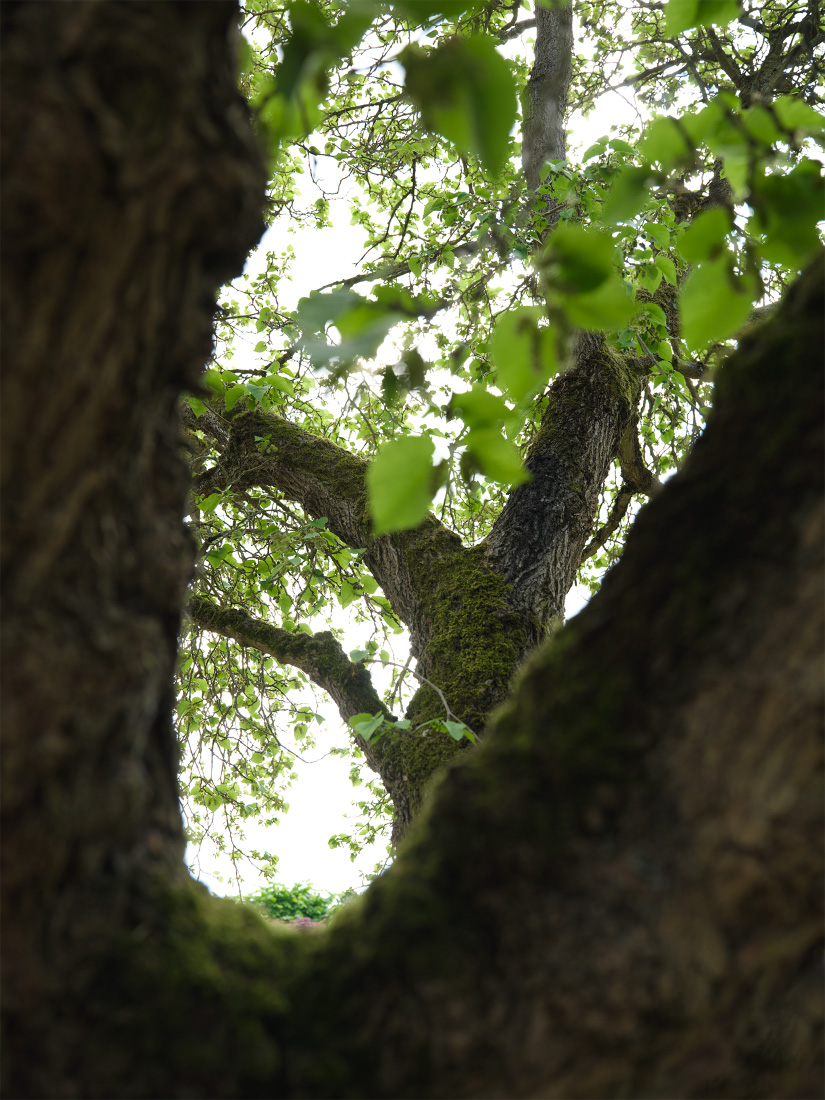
[1,1,266,1091]
[2,4,822,1098]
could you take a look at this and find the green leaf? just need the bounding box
[246,384,269,405]
[465,428,529,485]
[582,140,607,162]
[200,493,223,516]
[253,341,268,354]
[647,223,671,250]
[655,254,677,284]
[449,385,511,429]
[367,434,436,535]
[638,262,663,294]
[639,116,693,169]
[401,36,517,174]
[348,712,385,743]
[680,256,756,351]
[187,396,207,417]
[677,206,731,263]
[601,165,655,224]
[349,650,369,664]
[202,368,224,396]
[608,138,637,156]
[444,720,470,741]
[680,99,727,146]
[267,374,295,395]
[773,96,825,138]
[664,0,738,35]
[409,255,422,277]
[488,308,559,403]
[751,158,825,267]
[225,383,247,411]
[296,287,363,333]
[742,105,782,148]
[563,275,638,332]
[542,223,616,294]
[391,0,487,25]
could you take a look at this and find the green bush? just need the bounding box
[244,882,356,923]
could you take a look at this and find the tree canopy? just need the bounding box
[176,0,824,884]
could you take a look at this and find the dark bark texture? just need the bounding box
[1,0,267,1090]
[2,4,823,1099]
[521,0,574,190]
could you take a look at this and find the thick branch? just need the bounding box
[197,408,372,547]
[578,483,634,564]
[483,336,643,640]
[521,0,574,190]
[187,593,390,729]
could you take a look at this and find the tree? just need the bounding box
[175,0,824,875]
[1,2,822,1098]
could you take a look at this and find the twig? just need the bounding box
[363,657,476,737]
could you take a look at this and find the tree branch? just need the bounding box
[578,483,634,565]
[187,593,390,727]
[521,0,574,190]
[483,336,643,644]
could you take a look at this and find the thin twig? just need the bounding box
[363,657,476,736]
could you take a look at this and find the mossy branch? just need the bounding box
[187,593,391,759]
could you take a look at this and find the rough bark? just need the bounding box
[2,4,823,1096]
[1,0,266,1087]
[521,0,574,190]
[482,335,643,643]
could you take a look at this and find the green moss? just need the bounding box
[94,878,312,1097]
[368,530,529,821]
[528,342,640,464]
[229,409,371,528]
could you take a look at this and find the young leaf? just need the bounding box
[655,255,677,285]
[401,36,516,175]
[349,712,385,743]
[563,275,638,332]
[677,206,731,263]
[639,116,693,170]
[449,386,512,429]
[465,428,529,485]
[367,434,436,535]
[664,0,738,35]
[601,165,655,224]
[542,223,616,294]
[488,308,559,403]
[225,383,247,411]
[680,256,756,351]
[444,720,470,741]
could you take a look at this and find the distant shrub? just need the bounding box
[244,882,357,923]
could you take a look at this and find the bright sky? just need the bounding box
[191,13,640,901]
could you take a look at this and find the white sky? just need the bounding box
[192,13,639,900]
